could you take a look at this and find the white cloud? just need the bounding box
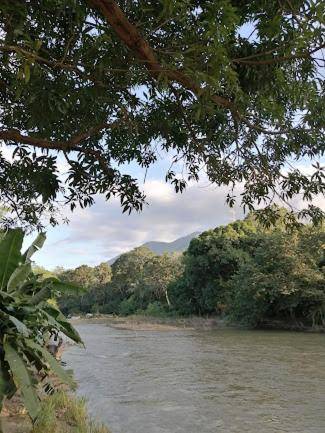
[36,178,245,269]
[17,152,325,270]
[144,180,174,203]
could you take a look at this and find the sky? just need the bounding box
[24,150,324,271]
[28,154,246,270]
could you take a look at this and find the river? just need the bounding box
[63,323,325,433]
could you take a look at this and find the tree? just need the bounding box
[228,229,325,326]
[59,249,183,315]
[110,247,155,301]
[169,209,325,318]
[169,218,259,314]
[0,1,324,228]
[60,265,97,288]
[142,253,183,306]
[0,229,82,421]
[94,262,112,286]
[58,262,112,313]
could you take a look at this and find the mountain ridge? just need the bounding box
[107,231,200,265]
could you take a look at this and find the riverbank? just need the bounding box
[70,314,325,333]
[1,391,110,433]
[71,314,229,331]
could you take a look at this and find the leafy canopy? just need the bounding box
[59,247,183,315]
[168,212,325,324]
[59,262,112,314]
[228,228,325,326]
[0,0,324,228]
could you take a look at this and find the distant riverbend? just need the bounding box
[64,321,325,433]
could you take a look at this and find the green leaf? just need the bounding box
[22,232,46,262]
[8,315,30,337]
[0,229,24,291]
[35,39,42,50]
[0,290,15,301]
[0,310,30,337]
[30,286,52,305]
[50,279,86,294]
[24,340,75,389]
[44,306,83,345]
[7,262,32,292]
[4,340,40,421]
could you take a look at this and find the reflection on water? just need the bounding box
[63,324,325,433]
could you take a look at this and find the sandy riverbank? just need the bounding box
[70,314,229,331]
[70,314,325,333]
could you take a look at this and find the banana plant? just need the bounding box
[0,229,83,421]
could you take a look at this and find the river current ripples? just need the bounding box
[63,323,325,433]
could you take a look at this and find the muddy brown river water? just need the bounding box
[63,323,325,433]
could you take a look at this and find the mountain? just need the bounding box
[142,232,201,255]
[107,231,200,265]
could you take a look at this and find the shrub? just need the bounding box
[145,302,167,317]
[118,296,138,316]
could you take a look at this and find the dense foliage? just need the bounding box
[59,211,325,327]
[59,248,183,316]
[169,216,325,326]
[169,218,259,314]
[0,1,324,228]
[0,229,82,421]
[59,263,112,314]
[228,228,325,326]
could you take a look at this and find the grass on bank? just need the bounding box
[31,391,110,433]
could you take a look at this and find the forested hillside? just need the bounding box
[57,210,325,327]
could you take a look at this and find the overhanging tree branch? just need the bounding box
[88,0,314,135]
[0,123,115,150]
[0,44,127,88]
[232,43,325,65]
[2,3,317,136]
[0,123,118,176]
[88,0,236,112]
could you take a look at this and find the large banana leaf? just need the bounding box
[22,233,46,262]
[7,262,32,292]
[49,279,86,295]
[4,340,40,421]
[0,311,30,337]
[0,229,83,422]
[24,340,75,389]
[0,229,24,291]
[7,315,30,337]
[30,286,52,306]
[30,279,84,305]
[6,232,46,292]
